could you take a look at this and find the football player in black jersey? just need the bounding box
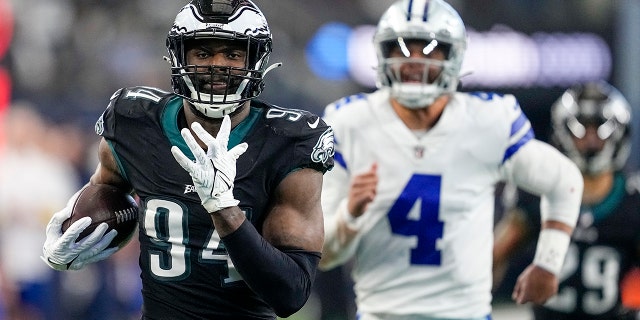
[41,1,334,319]
[493,81,640,319]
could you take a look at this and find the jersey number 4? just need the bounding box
[387,174,444,266]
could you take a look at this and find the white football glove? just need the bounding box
[42,189,119,271]
[171,115,248,213]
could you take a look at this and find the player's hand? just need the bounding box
[347,163,378,218]
[512,264,558,305]
[42,192,119,271]
[171,115,248,213]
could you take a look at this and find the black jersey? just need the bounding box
[511,172,640,320]
[96,86,334,320]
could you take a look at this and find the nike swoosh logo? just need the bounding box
[307,117,320,129]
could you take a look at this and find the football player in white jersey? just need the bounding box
[319,0,584,319]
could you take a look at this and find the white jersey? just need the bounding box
[320,88,534,319]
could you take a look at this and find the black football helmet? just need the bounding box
[551,81,632,175]
[166,0,278,118]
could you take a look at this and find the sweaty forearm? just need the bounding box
[221,219,320,318]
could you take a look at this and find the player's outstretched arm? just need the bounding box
[42,138,132,270]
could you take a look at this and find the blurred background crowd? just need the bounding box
[0,0,638,319]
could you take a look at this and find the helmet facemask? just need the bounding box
[379,38,456,108]
[373,0,467,109]
[166,0,275,118]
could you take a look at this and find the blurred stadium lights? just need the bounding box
[305,22,351,80]
[305,22,611,89]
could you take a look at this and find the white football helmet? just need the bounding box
[374,0,467,108]
[166,0,277,118]
[551,81,632,175]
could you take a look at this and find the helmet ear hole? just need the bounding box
[166,0,273,118]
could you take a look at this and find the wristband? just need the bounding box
[338,200,362,229]
[533,228,571,275]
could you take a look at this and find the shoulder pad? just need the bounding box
[324,93,368,117]
[108,87,173,116]
[262,104,330,137]
[96,86,174,138]
[255,102,334,171]
[466,92,519,110]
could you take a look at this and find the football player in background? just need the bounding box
[40,0,334,319]
[319,0,583,319]
[493,81,640,320]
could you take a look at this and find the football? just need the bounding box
[61,184,139,249]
